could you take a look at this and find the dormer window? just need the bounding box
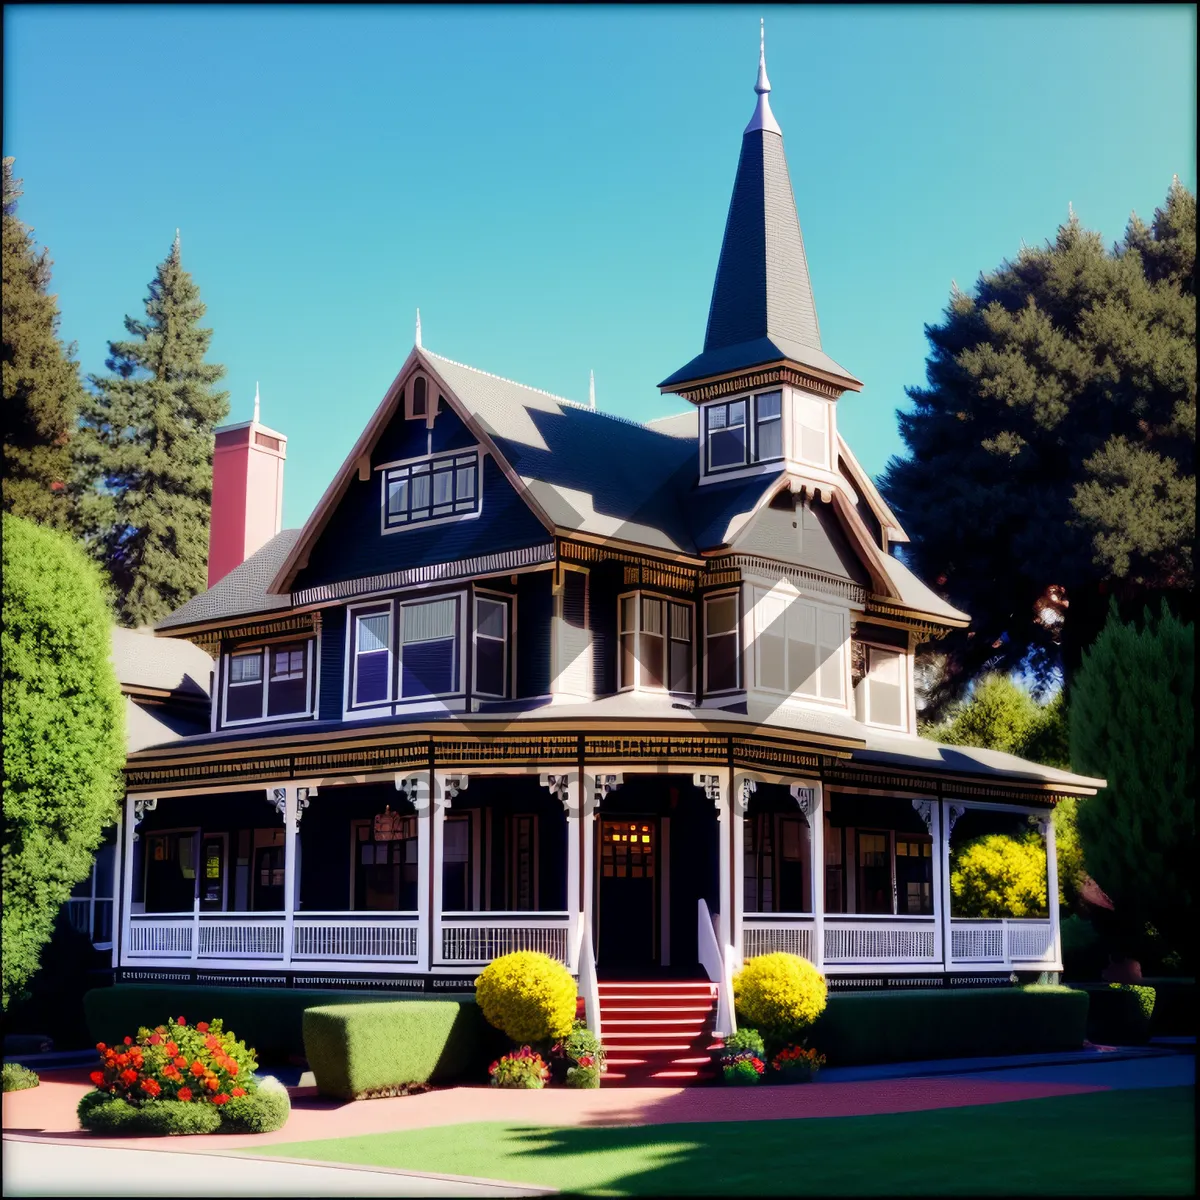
[619,592,694,693]
[223,640,314,724]
[382,451,480,531]
[704,391,784,473]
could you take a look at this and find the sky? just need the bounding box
[4,5,1196,530]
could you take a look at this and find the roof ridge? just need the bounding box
[423,347,671,435]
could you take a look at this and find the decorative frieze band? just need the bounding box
[675,365,845,403]
[560,539,700,592]
[709,554,866,606]
[293,542,556,606]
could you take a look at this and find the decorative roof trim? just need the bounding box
[836,433,909,545]
[293,542,556,606]
[863,597,965,634]
[162,611,323,655]
[712,553,867,605]
[559,538,701,590]
[666,362,848,404]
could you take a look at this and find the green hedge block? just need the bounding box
[303,1000,508,1099]
[82,985,478,1063]
[808,986,1088,1065]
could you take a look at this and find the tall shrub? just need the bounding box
[1,514,125,1008]
[1070,603,1194,967]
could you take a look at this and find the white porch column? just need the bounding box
[266,787,306,967]
[541,773,578,968]
[699,773,733,951]
[398,774,431,973]
[940,801,965,969]
[1040,810,1062,971]
[732,774,756,971]
[120,796,157,969]
[791,782,824,973]
[431,774,468,969]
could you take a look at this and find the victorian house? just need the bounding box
[112,35,1103,1074]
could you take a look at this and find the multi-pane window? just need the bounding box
[856,646,906,729]
[753,590,846,702]
[744,813,810,914]
[67,842,115,947]
[225,642,311,723]
[352,610,392,705]
[618,594,693,692]
[383,451,479,529]
[507,814,537,910]
[474,596,509,698]
[705,392,785,472]
[704,593,740,693]
[354,818,418,910]
[857,830,892,914]
[793,394,829,467]
[442,813,472,910]
[401,597,458,697]
[896,837,933,915]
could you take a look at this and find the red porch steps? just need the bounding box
[598,980,721,1086]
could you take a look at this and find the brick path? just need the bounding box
[2,1066,1108,1156]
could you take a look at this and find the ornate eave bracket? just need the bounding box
[912,798,934,834]
[131,797,158,842]
[947,803,967,835]
[265,786,313,824]
[790,783,817,823]
[396,773,429,813]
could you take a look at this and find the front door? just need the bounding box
[597,817,658,968]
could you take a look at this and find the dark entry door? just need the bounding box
[597,817,657,968]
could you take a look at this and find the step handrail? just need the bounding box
[697,898,735,1036]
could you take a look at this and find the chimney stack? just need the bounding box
[208,386,286,588]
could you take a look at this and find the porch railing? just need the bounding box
[824,915,939,964]
[949,918,1054,966]
[436,912,570,966]
[742,914,814,962]
[293,912,419,962]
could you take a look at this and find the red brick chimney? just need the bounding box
[208,384,286,588]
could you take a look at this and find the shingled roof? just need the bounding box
[660,38,860,392]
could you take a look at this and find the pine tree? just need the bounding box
[1,158,87,529]
[881,181,1196,712]
[74,233,229,626]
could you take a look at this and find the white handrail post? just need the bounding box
[564,772,582,971]
[940,800,961,969]
[399,774,431,973]
[579,913,601,1040]
[1043,811,1061,972]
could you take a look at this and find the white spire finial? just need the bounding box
[173,227,180,253]
[745,19,782,135]
[589,369,595,410]
[253,381,260,424]
[1068,201,1075,221]
[415,308,422,349]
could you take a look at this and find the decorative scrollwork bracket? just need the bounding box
[911,799,934,834]
[131,797,158,842]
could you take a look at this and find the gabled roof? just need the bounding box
[660,49,860,393]
[837,434,909,546]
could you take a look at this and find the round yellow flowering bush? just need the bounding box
[475,951,577,1044]
[733,953,827,1041]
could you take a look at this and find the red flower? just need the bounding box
[175,1056,188,1070]
[140,1079,161,1097]
[177,1086,193,1102]
[123,1036,132,1046]
[166,1042,178,1057]
[211,1093,229,1106]
[120,1068,138,1086]
[196,1022,210,1033]
[89,1071,105,1087]
[227,1061,238,1076]
[205,1077,220,1092]
[231,1087,246,1098]
[115,1054,128,1067]
[191,1061,206,1078]
[163,1066,181,1081]
[578,1055,594,1068]
[95,1043,106,1053]
[148,1033,162,1046]
[177,1017,187,1026]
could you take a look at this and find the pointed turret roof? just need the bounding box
[661,23,860,393]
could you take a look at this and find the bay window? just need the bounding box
[856,645,907,729]
[618,593,693,693]
[753,589,846,703]
[473,595,509,698]
[704,592,740,693]
[400,597,458,698]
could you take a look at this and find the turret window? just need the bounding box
[704,391,785,473]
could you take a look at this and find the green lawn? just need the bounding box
[251,1086,1195,1195]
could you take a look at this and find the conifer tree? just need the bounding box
[74,233,229,626]
[1,158,87,529]
[882,181,1196,712]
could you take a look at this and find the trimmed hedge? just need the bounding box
[304,1000,509,1099]
[77,1077,290,1135]
[83,985,477,1063]
[807,986,1088,1065]
[3,1062,40,1091]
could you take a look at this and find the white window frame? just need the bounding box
[378,449,482,535]
[222,640,315,727]
[750,390,784,464]
[751,586,848,706]
[856,642,910,732]
[703,391,787,477]
[405,373,430,421]
[617,590,695,695]
[349,603,395,709]
[473,590,511,699]
[703,589,742,695]
[793,393,831,469]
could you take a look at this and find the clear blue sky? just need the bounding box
[4,5,1195,529]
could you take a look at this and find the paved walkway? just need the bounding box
[1,1135,553,1197]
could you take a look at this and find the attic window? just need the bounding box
[382,451,480,531]
[408,376,428,420]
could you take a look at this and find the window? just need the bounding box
[353,609,392,705]
[618,594,693,692]
[400,597,458,697]
[794,394,829,467]
[704,593,740,693]
[410,376,427,419]
[896,837,933,915]
[354,818,418,910]
[857,830,893,914]
[67,842,115,947]
[744,813,810,914]
[752,391,783,462]
[857,646,906,729]
[507,814,538,909]
[824,815,845,913]
[706,399,747,470]
[225,642,312,723]
[383,451,479,529]
[753,590,846,702]
[442,813,472,910]
[474,596,509,698]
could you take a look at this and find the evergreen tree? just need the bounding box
[1069,602,1194,968]
[74,233,229,626]
[882,181,1196,713]
[1,158,87,529]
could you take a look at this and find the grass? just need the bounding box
[250,1086,1195,1195]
